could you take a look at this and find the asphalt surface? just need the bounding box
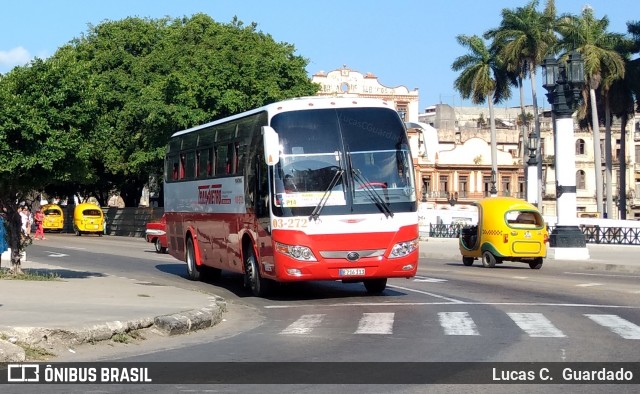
[1,237,639,362]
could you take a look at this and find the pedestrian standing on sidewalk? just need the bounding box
[33,207,46,240]
[19,206,30,237]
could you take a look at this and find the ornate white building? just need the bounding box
[311,65,419,123]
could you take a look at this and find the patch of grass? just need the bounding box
[0,269,60,281]
[22,344,57,360]
[111,330,145,344]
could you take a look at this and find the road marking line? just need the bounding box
[413,277,448,283]
[280,314,325,335]
[575,283,603,287]
[264,302,640,309]
[354,313,394,334]
[565,272,640,279]
[512,276,529,280]
[388,285,465,303]
[507,312,566,337]
[439,312,479,336]
[585,314,640,339]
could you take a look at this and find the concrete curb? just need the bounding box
[0,296,227,362]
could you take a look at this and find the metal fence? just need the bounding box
[577,226,640,245]
[428,224,640,246]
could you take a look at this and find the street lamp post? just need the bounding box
[490,169,497,197]
[527,131,539,206]
[541,50,589,260]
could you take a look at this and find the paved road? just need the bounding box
[2,234,639,393]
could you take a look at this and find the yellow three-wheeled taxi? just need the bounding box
[73,203,104,236]
[459,197,548,269]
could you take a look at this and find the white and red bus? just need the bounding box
[164,96,419,297]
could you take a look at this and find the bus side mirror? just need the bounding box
[262,126,280,166]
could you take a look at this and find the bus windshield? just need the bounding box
[270,107,416,217]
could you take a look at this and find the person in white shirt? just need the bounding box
[19,206,31,236]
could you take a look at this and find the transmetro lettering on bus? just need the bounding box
[163,96,419,297]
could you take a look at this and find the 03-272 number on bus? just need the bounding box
[272,218,309,229]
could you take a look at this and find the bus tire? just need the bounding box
[481,251,496,268]
[186,237,201,281]
[363,278,387,294]
[244,249,272,297]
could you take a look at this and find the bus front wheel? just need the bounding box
[363,278,387,294]
[244,250,272,297]
[186,238,201,281]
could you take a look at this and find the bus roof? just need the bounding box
[170,96,395,138]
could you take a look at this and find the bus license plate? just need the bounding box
[339,268,365,276]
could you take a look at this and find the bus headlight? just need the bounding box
[275,242,318,262]
[389,239,419,258]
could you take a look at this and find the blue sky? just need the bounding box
[0,0,635,112]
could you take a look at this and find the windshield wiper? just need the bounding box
[309,168,344,221]
[352,168,394,218]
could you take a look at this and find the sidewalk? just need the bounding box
[0,259,226,362]
[1,238,638,362]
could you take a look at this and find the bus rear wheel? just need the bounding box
[363,278,387,294]
[185,237,201,281]
[244,250,272,297]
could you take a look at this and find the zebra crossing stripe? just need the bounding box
[438,312,479,336]
[354,313,394,334]
[585,314,640,339]
[507,312,566,337]
[280,314,325,335]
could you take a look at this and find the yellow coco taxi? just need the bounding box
[42,204,64,232]
[73,203,104,236]
[459,197,548,269]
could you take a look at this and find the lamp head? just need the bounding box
[567,50,585,88]
[542,54,558,92]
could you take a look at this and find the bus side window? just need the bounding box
[179,154,186,180]
[184,150,196,179]
[207,147,214,176]
[215,144,228,175]
[226,143,235,174]
[173,163,179,180]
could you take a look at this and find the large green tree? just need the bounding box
[65,14,318,206]
[0,53,96,272]
[452,34,511,194]
[609,20,640,218]
[484,0,556,205]
[556,7,626,217]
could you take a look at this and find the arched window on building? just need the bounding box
[575,139,585,155]
[576,170,586,189]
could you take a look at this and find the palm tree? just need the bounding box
[609,20,640,219]
[484,0,556,206]
[452,35,511,195]
[556,6,626,217]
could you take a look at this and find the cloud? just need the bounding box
[0,46,33,71]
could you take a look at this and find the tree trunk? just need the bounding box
[519,78,529,199]
[488,92,498,196]
[604,92,613,218]
[619,113,628,219]
[590,88,604,216]
[529,66,543,209]
[8,208,24,275]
